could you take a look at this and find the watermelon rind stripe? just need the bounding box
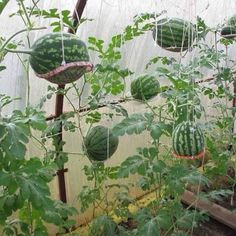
[84,125,119,161]
[172,121,205,158]
[131,75,160,101]
[153,18,196,52]
[29,32,90,74]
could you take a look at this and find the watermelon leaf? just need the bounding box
[118,155,145,178]
[145,56,176,69]
[149,122,172,140]
[86,111,102,124]
[89,215,117,236]
[156,67,170,74]
[107,103,128,117]
[202,189,233,202]
[112,113,154,136]
[136,218,159,236]
[24,108,47,131]
[196,16,211,40]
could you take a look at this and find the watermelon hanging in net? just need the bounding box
[131,74,160,101]
[152,18,196,52]
[29,33,93,84]
[221,15,236,39]
[83,125,119,162]
[172,121,205,159]
[221,26,236,38]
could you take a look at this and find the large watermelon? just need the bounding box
[153,18,196,52]
[29,33,92,84]
[172,121,205,159]
[131,75,160,101]
[83,125,119,161]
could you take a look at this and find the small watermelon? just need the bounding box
[29,33,91,84]
[83,125,119,161]
[131,75,160,101]
[221,15,236,39]
[221,26,236,38]
[153,18,196,52]
[172,121,205,159]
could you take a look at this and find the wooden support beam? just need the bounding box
[181,190,236,231]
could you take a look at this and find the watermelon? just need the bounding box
[131,75,160,101]
[172,121,205,159]
[153,18,196,52]
[29,33,91,84]
[83,125,119,161]
[221,26,236,38]
[221,15,236,39]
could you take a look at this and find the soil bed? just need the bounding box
[192,218,236,236]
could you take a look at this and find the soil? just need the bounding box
[188,165,236,208]
[186,181,236,236]
[192,218,236,236]
[213,190,236,212]
[118,213,236,236]
[119,175,236,236]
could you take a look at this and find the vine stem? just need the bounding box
[63,93,93,166]
[92,168,97,218]
[29,0,40,17]
[5,48,33,54]
[0,27,46,52]
[19,0,33,28]
[28,202,33,235]
[31,134,48,153]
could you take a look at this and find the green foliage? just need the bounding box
[88,12,164,60]
[89,215,117,236]
[112,113,154,136]
[0,0,9,15]
[202,189,233,201]
[77,14,233,236]
[86,111,102,124]
[196,16,211,40]
[112,113,172,141]
[145,56,176,69]
[86,62,132,110]
[78,163,121,214]
[0,95,77,234]
[136,218,160,236]
[0,106,46,159]
[78,186,101,213]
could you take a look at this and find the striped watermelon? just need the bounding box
[131,75,160,101]
[83,125,119,161]
[221,15,236,39]
[153,18,196,52]
[29,33,90,84]
[221,26,236,38]
[172,121,205,159]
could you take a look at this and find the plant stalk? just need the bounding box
[0,27,46,52]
